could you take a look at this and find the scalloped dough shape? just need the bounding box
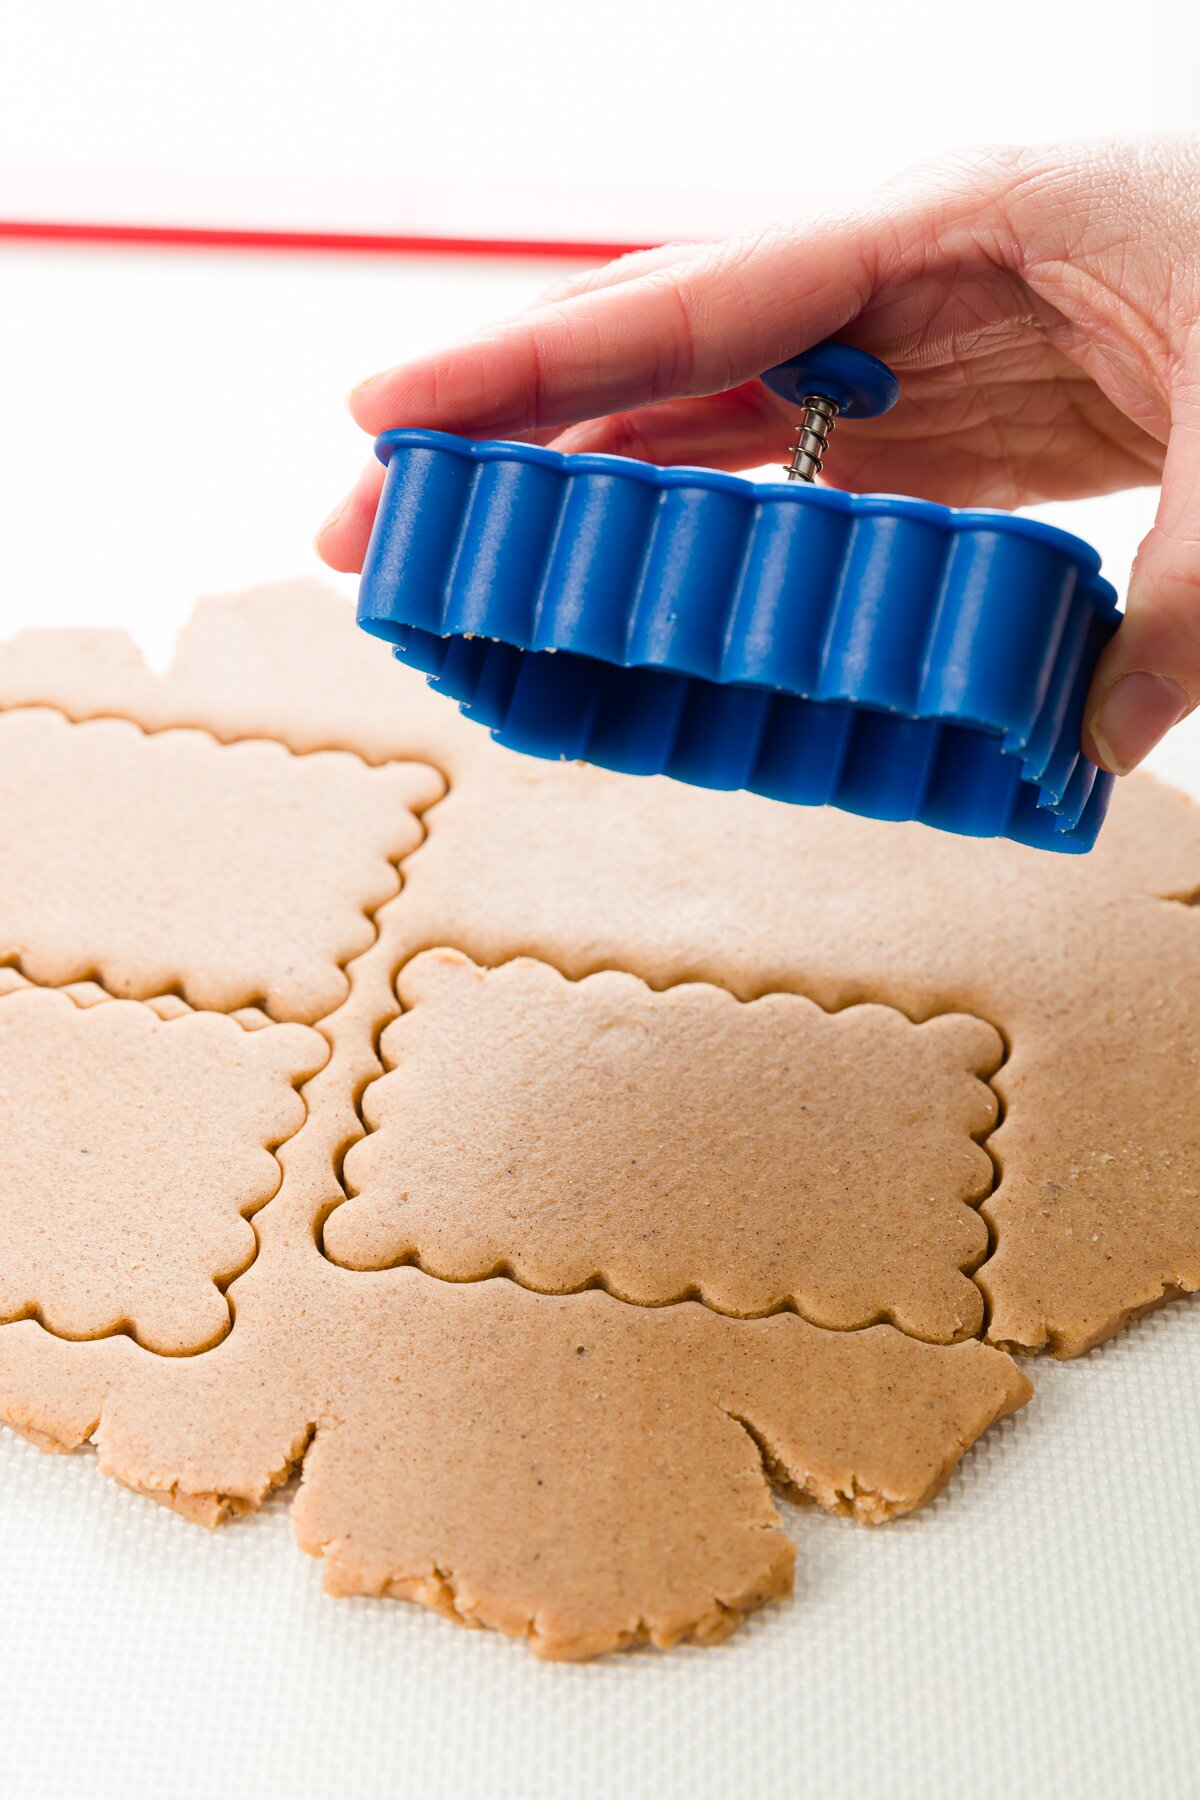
[327,950,1001,1340]
[0,708,443,1023]
[0,987,325,1353]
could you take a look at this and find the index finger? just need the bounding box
[347,215,887,442]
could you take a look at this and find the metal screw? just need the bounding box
[784,395,838,483]
[762,342,900,486]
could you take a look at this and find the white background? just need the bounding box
[1,4,1199,1796]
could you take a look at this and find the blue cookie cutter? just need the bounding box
[357,341,1120,851]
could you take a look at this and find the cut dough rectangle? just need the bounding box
[0,708,442,1024]
[0,982,325,1354]
[327,949,1002,1342]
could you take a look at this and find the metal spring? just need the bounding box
[785,394,838,483]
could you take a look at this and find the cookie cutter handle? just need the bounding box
[760,340,900,481]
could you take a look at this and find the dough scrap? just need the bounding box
[0,708,443,1023]
[982,916,1200,1354]
[0,1266,1029,1660]
[327,949,1001,1340]
[0,579,486,773]
[0,985,324,1354]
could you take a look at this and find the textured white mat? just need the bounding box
[1,1296,1197,1800]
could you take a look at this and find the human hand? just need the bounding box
[318,136,1200,774]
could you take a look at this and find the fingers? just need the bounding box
[548,383,784,468]
[531,241,707,308]
[314,389,785,575]
[1084,413,1200,771]
[319,152,1075,576]
[315,459,385,573]
[323,213,891,569]
[549,357,1161,506]
[346,214,891,442]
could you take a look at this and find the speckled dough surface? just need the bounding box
[0,1269,1027,1658]
[0,707,442,1022]
[0,581,1196,1658]
[0,985,324,1354]
[328,950,1001,1340]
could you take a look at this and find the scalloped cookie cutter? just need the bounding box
[357,342,1120,851]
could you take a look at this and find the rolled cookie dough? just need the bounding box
[0,582,1195,1656]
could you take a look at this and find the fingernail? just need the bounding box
[1089,672,1191,774]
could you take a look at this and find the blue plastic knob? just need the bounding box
[760,341,900,419]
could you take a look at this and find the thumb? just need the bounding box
[1084,414,1200,773]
